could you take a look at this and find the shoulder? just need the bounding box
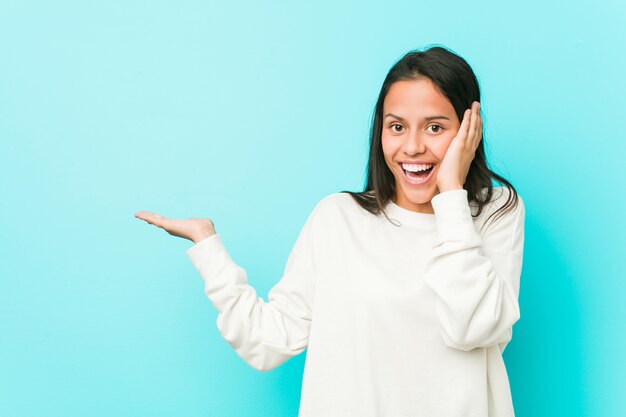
[304,192,371,226]
[309,192,358,216]
[472,186,525,233]
[472,186,524,215]
[493,186,524,216]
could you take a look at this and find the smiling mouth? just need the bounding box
[398,163,435,184]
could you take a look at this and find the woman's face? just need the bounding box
[381,78,461,214]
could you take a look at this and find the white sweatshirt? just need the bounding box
[186,187,525,417]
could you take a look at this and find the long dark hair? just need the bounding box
[341,45,519,229]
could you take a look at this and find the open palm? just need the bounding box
[134,211,216,243]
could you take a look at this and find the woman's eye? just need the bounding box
[428,125,443,133]
[390,123,403,132]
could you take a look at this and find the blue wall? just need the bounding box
[1,1,624,416]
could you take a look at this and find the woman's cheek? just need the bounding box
[381,137,393,164]
[381,134,395,154]
[436,134,455,158]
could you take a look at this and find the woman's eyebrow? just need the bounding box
[383,113,451,121]
[423,115,450,121]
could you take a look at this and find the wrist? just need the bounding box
[437,183,463,193]
[192,229,216,244]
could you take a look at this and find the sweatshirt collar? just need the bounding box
[383,199,436,227]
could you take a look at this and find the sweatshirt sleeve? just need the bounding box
[185,203,322,372]
[422,188,525,353]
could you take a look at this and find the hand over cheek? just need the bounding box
[436,101,482,193]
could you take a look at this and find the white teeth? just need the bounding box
[401,163,433,172]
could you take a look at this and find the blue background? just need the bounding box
[1,1,624,416]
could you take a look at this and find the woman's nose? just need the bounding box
[403,131,426,154]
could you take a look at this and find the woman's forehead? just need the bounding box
[383,89,455,122]
[384,79,453,112]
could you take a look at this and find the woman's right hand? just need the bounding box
[134,211,217,244]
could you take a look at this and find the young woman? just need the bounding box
[135,45,525,417]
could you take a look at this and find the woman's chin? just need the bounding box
[395,185,437,213]
[402,185,436,202]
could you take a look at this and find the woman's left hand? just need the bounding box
[436,101,482,192]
